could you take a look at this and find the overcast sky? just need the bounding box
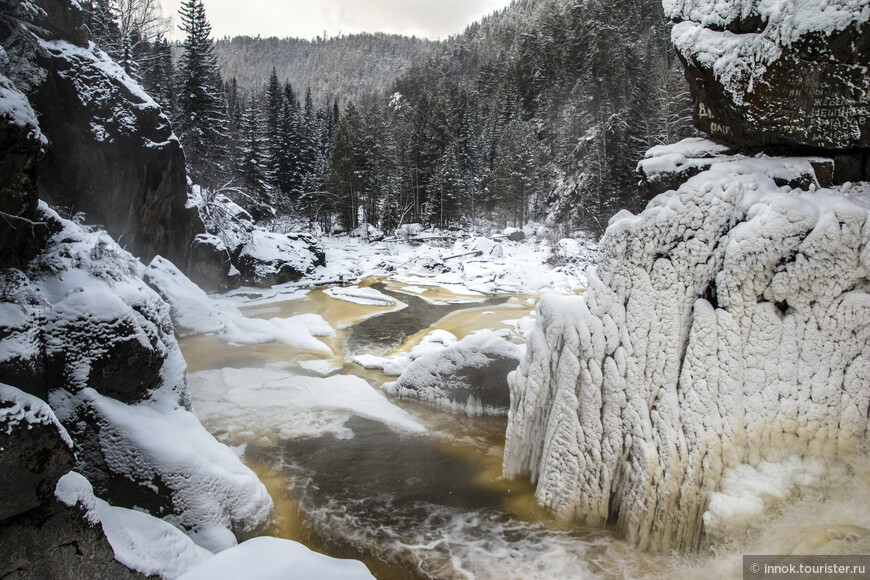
[161,0,514,40]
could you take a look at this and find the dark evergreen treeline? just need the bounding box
[84,0,695,238]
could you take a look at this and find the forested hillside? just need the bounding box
[81,0,695,239]
[214,34,435,105]
[310,0,696,236]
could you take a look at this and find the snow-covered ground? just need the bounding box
[222,233,589,306]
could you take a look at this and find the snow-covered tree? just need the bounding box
[175,0,228,188]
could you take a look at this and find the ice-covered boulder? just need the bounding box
[667,0,870,170]
[504,158,870,552]
[386,330,523,416]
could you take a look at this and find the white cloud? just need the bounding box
[162,0,512,40]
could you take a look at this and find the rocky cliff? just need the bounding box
[0,1,276,576]
[2,0,202,268]
[667,0,869,181]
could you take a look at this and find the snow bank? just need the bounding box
[504,159,870,552]
[324,285,396,306]
[177,536,374,580]
[308,232,584,296]
[56,472,212,580]
[144,256,333,354]
[52,388,274,553]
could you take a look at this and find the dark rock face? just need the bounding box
[0,500,145,580]
[31,40,202,265]
[0,385,74,521]
[2,0,204,272]
[668,1,870,179]
[0,76,46,262]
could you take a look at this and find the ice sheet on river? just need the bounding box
[190,368,425,441]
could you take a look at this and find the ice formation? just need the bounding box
[503,159,870,551]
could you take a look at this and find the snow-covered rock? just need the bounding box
[638,138,835,197]
[504,158,870,552]
[52,387,273,553]
[235,230,325,287]
[0,204,186,405]
[503,227,526,242]
[56,472,212,580]
[667,0,870,151]
[396,223,424,238]
[0,384,74,520]
[453,236,504,259]
[351,222,385,242]
[386,330,523,416]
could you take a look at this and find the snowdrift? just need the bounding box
[503,158,870,551]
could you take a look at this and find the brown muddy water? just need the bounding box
[180,279,870,580]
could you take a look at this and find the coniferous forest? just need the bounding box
[82,0,695,239]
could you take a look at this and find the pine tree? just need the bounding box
[175,0,228,188]
[238,94,270,205]
[490,119,542,227]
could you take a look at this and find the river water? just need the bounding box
[180,280,870,579]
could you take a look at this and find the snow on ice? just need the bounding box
[189,367,425,443]
[176,536,375,580]
[504,158,870,552]
[324,285,397,306]
[144,256,333,353]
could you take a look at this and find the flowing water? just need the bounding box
[180,279,870,579]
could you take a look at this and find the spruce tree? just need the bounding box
[175,0,228,188]
[238,94,270,205]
